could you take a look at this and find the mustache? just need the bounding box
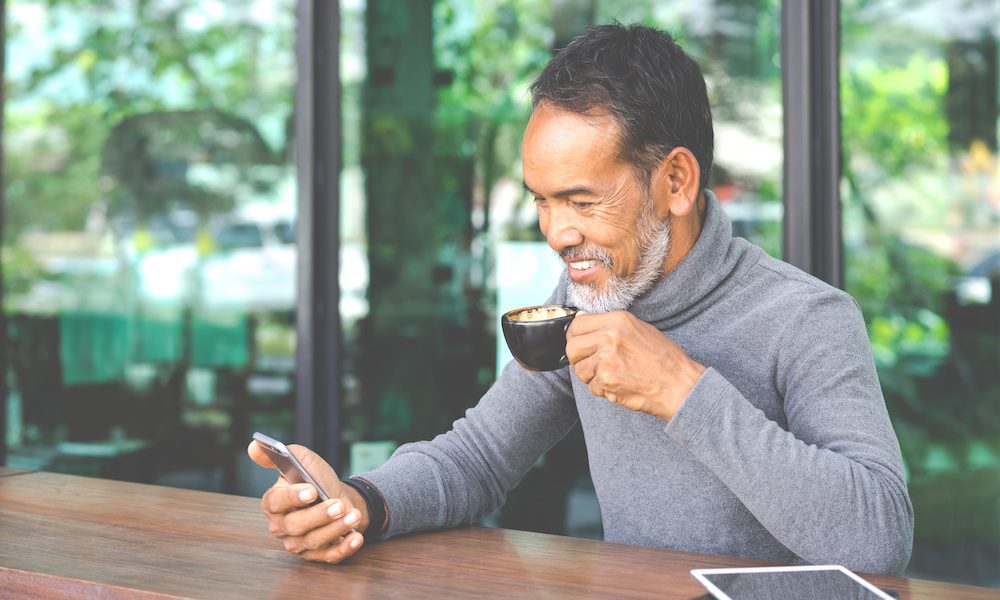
[560,245,614,266]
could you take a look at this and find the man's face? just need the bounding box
[522,104,671,312]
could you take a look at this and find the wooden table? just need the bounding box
[1,472,997,599]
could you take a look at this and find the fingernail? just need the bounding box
[327,500,344,517]
[298,488,314,502]
[350,536,362,549]
[344,509,360,526]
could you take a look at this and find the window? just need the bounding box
[841,0,1000,586]
[3,0,298,496]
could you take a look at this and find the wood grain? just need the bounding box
[0,472,997,599]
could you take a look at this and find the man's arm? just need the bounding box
[664,291,913,574]
[249,358,578,562]
[356,358,579,539]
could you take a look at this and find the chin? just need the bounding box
[567,280,633,313]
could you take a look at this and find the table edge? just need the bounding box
[0,469,35,479]
[0,565,188,600]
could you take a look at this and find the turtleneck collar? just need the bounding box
[627,190,755,328]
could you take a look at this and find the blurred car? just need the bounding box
[196,216,297,313]
[193,213,370,323]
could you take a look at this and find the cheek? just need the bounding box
[610,224,646,274]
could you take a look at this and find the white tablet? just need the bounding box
[690,565,895,600]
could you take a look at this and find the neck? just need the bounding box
[661,192,707,275]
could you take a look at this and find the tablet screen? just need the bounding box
[693,566,892,600]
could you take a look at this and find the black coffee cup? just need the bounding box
[501,304,578,372]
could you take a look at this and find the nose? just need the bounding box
[541,206,584,253]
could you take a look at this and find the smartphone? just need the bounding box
[252,432,331,503]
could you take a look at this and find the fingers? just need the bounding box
[298,530,366,564]
[261,478,365,563]
[280,498,361,537]
[282,513,361,554]
[572,355,615,401]
[565,332,599,364]
[262,482,321,515]
[566,312,631,364]
[567,324,621,365]
[586,374,606,399]
[266,491,366,565]
[566,310,625,337]
[277,504,361,549]
[572,354,598,385]
[566,311,603,336]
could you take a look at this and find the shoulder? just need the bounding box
[733,248,870,372]
[742,253,876,385]
[747,250,861,320]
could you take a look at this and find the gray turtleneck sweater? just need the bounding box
[359,192,913,575]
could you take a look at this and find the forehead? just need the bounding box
[522,104,623,172]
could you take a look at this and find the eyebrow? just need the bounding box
[521,180,597,199]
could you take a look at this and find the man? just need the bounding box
[249,23,913,574]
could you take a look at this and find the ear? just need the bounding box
[650,147,701,219]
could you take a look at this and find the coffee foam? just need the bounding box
[509,306,573,322]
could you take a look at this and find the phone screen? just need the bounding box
[697,569,891,600]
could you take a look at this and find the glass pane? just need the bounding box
[841,0,1000,587]
[4,1,298,497]
[340,0,782,537]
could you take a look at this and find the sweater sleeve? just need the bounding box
[664,290,914,574]
[357,358,579,539]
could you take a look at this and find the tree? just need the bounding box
[4,0,295,239]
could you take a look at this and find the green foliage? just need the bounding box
[868,309,950,373]
[5,102,106,233]
[840,9,1000,490]
[847,237,960,321]
[841,53,949,182]
[433,0,553,230]
[4,0,295,238]
[0,245,49,300]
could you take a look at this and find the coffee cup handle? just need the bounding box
[559,320,573,367]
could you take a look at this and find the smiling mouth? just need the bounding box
[565,257,604,283]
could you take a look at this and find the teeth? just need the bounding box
[570,260,597,270]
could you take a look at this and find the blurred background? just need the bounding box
[1,0,997,588]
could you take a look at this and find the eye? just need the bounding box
[532,196,547,206]
[571,201,594,209]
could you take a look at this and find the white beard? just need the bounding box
[565,207,671,313]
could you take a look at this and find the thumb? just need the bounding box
[247,441,276,469]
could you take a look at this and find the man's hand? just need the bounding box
[565,311,706,421]
[248,442,369,564]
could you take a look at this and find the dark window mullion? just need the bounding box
[781,0,842,288]
[0,0,7,466]
[294,0,343,468]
